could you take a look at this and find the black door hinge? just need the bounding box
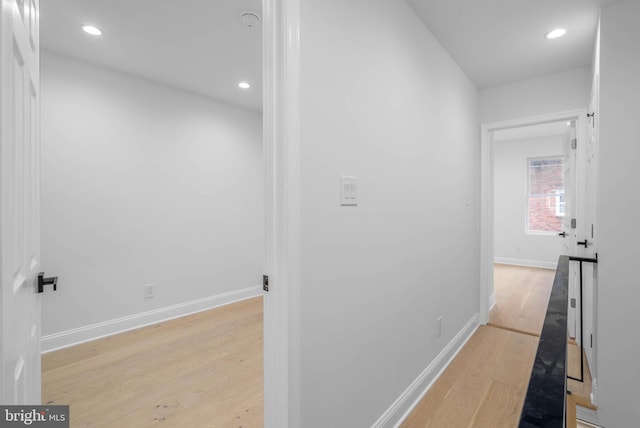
[590,333,593,348]
[263,275,269,292]
[571,138,577,149]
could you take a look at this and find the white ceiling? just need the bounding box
[407,0,618,89]
[41,0,263,111]
[42,0,616,111]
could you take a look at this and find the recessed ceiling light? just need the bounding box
[238,82,251,89]
[545,28,567,39]
[82,25,102,36]
[566,122,571,126]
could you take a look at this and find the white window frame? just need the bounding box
[554,190,565,217]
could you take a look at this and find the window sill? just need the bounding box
[526,231,561,237]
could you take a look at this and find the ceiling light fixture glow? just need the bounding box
[545,28,567,39]
[238,82,251,89]
[82,25,102,36]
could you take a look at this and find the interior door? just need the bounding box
[1,0,42,404]
[563,120,578,340]
[582,78,599,377]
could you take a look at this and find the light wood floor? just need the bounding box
[42,297,263,428]
[401,325,539,428]
[489,264,555,336]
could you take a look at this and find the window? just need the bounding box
[527,158,565,233]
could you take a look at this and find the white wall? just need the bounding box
[594,1,640,425]
[494,136,564,268]
[297,1,479,426]
[40,52,263,343]
[480,67,591,124]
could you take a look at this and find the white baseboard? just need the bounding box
[490,293,496,311]
[576,406,600,427]
[41,286,262,353]
[576,378,599,426]
[494,257,556,270]
[371,313,480,428]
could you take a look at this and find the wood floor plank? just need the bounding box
[400,365,458,428]
[450,327,509,401]
[472,381,520,427]
[424,388,479,428]
[490,264,554,336]
[491,331,539,396]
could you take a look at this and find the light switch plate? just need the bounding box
[340,176,358,206]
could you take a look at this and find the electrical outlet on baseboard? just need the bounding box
[144,284,154,299]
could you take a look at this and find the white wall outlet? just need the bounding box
[144,284,154,299]
[340,176,358,206]
[437,316,443,337]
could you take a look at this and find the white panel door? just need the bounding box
[582,77,600,376]
[1,0,42,404]
[563,120,578,339]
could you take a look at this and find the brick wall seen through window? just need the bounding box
[527,158,565,233]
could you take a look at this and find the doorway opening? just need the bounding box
[490,119,574,337]
[480,109,597,409]
[39,1,266,425]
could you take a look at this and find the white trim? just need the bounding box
[489,293,496,311]
[480,123,494,325]
[577,405,601,427]
[263,0,301,427]
[371,314,480,428]
[480,109,587,325]
[41,286,262,353]
[525,230,562,237]
[494,257,557,270]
